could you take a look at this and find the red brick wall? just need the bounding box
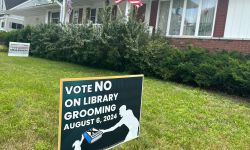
[213,0,229,37]
[169,38,250,54]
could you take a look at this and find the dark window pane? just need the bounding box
[17,24,23,29]
[91,9,96,23]
[51,12,60,24]
[12,23,17,29]
[52,12,60,18]
[91,9,96,17]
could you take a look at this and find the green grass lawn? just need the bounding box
[0,52,250,150]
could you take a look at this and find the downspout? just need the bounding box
[5,14,8,31]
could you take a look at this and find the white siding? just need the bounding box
[224,0,250,38]
[24,13,47,26]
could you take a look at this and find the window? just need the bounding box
[86,8,97,24]
[10,22,23,29]
[86,8,91,23]
[1,21,4,28]
[51,12,60,24]
[198,0,217,36]
[90,9,97,23]
[112,5,118,20]
[11,23,16,29]
[169,0,184,35]
[157,0,217,37]
[183,0,199,35]
[17,24,23,29]
[157,1,171,35]
[73,10,79,24]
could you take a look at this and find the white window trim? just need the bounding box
[156,0,218,38]
[96,8,99,23]
[194,0,202,36]
[155,0,161,31]
[211,0,218,37]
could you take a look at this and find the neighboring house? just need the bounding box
[0,0,26,31]
[7,0,152,26]
[7,0,250,53]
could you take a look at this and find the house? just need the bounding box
[7,0,152,26]
[149,0,250,53]
[0,0,26,31]
[7,0,250,53]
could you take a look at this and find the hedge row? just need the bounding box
[1,11,250,97]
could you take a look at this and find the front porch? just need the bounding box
[8,0,152,26]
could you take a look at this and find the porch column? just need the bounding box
[62,0,67,23]
[55,0,66,23]
[60,3,64,23]
[60,0,69,24]
[5,15,8,31]
[144,0,152,25]
[45,11,49,24]
[124,1,131,21]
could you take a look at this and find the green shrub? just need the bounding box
[0,26,32,46]
[30,24,62,58]
[5,7,250,98]
[0,31,8,43]
[0,44,8,52]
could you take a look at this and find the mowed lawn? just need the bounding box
[0,52,250,150]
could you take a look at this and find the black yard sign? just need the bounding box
[58,75,144,150]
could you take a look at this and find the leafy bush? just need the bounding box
[4,7,250,97]
[0,31,8,43]
[0,44,8,52]
[0,26,32,46]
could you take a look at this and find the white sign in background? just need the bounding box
[8,42,30,57]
